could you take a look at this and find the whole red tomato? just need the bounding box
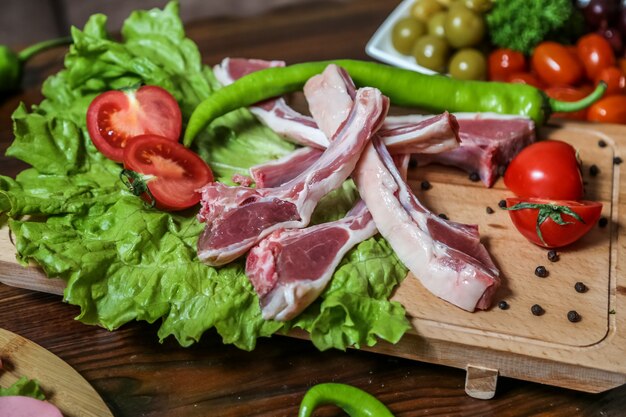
[544,86,592,120]
[505,198,603,248]
[504,140,583,200]
[531,41,585,87]
[577,33,616,80]
[594,66,626,95]
[488,48,527,81]
[507,72,545,89]
[86,85,182,162]
[587,95,626,123]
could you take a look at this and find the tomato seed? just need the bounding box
[531,304,545,316]
[498,300,509,310]
[574,282,588,293]
[567,310,581,323]
[486,206,494,214]
[534,266,548,278]
[547,250,559,262]
[420,180,431,190]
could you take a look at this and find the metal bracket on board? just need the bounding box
[465,365,499,399]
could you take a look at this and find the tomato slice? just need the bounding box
[503,140,584,200]
[86,85,182,162]
[505,198,603,248]
[122,135,213,211]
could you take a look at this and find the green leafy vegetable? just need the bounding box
[0,377,45,400]
[0,1,410,351]
[486,0,585,55]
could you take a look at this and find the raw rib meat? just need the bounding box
[353,136,500,311]
[250,146,323,188]
[196,87,389,266]
[245,200,377,320]
[403,113,535,187]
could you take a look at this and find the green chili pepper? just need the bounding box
[182,59,606,147]
[0,36,72,95]
[298,383,395,417]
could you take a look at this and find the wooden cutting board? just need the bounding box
[0,327,113,416]
[0,119,625,399]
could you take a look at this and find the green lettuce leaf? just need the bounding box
[0,377,46,400]
[0,1,409,351]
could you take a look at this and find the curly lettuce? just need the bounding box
[0,2,409,351]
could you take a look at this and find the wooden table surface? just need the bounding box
[1,0,626,416]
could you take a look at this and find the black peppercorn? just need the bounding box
[589,164,599,177]
[469,172,480,182]
[574,282,588,293]
[598,217,608,228]
[420,180,431,190]
[567,310,581,323]
[486,206,494,214]
[438,213,449,220]
[598,139,607,148]
[534,265,548,278]
[547,250,559,262]
[498,300,509,310]
[498,199,507,209]
[531,304,545,316]
[614,156,623,165]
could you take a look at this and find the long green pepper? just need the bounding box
[183,59,606,147]
[298,383,395,417]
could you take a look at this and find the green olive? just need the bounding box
[463,0,493,13]
[410,0,443,23]
[427,11,448,38]
[444,4,485,48]
[411,35,450,73]
[391,17,426,55]
[448,48,487,80]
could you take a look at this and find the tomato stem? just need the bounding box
[120,169,156,208]
[504,202,585,246]
[548,82,606,113]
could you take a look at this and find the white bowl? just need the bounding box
[365,0,439,74]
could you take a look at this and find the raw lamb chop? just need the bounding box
[353,136,500,311]
[196,85,389,266]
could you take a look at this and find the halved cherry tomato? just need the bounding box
[87,85,182,162]
[587,94,626,124]
[505,198,603,248]
[488,48,527,81]
[504,140,583,200]
[577,33,616,80]
[507,72,545,89]
[531,41,584,87]
[544,86,592,120]
[122,135,213,211]
[594,66,626,95]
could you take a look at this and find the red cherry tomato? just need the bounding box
[594,66,626,95]
[504,140,583,200]
[505,197,603,248]
[87,85,182,162]
[507,72,545,89]
[544,86,591,120]
[123,135,214,211]
[531,41,584,87]
[577,33,616,80]
[488,48,527,81]
[587,95,626,124]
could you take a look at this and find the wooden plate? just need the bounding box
[0,327,113,416]
[1,120,625,399]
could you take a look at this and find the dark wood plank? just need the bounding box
[1,1,626,416]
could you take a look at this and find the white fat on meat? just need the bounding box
[353,136,500,311]
[196,86,389,266]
